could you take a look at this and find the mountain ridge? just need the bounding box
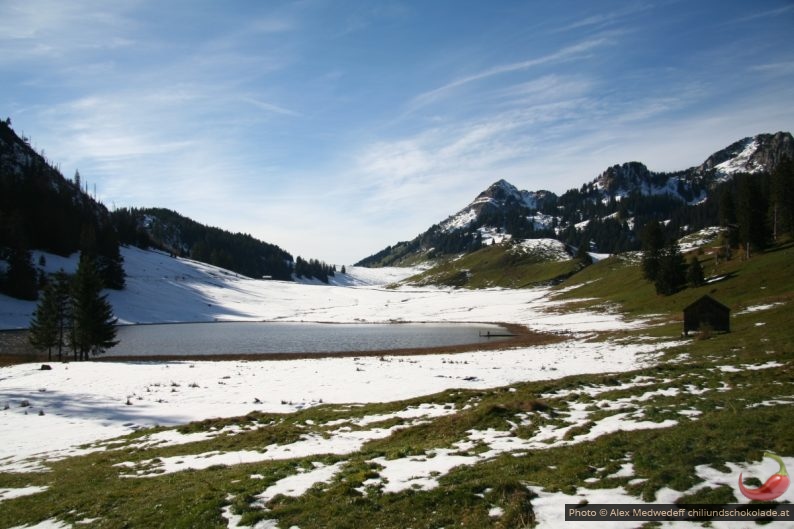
[357,131,794,267]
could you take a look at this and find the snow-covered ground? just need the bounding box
[0,246,672,468]
[2,246,791,529]
[0,246,645,332]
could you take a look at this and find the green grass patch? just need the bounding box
[404,242,584,288]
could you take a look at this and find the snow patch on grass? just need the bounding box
[0,485,48,502]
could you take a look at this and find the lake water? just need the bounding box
[105,321,512,357]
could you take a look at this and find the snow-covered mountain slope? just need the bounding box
[697,131,794,180]
[440,179,554,233]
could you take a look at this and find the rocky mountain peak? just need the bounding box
[697,132,794,178]
[595,161,652,194]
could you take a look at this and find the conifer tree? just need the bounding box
[655,240,686,295]
[576,237,593,265]
[771,157,794,238]
[686,256,705,288]
[70,254,118,360]
[640,220,665,282]
[29,282,58,360]
[736,174,768,257]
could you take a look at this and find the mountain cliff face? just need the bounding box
[357,131,794,267]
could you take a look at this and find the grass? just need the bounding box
[404,242,584,289]
[1,241,793,528]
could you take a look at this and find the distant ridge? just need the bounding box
[357,132,793,267]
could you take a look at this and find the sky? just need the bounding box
[2,0,794,265]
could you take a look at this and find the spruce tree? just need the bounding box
[686,256,705,288]
[640,220,665,282]
[29,282,59,360]
[655,241,686,296]
[70,254,118,360]
[52,271,72,361]
[771,157,794,238]
[736,175,768,258]
[29,271,72,361]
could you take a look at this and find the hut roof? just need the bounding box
[684,295,730,313]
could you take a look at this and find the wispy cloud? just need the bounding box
[728,4,794,24]
[408,36,613,110]
[550,2,654,33]
[240,96,301,117]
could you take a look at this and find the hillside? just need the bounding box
[403,238,583,289]
[1,238,792,528]
[0,121,340,289]
[111,207,295,281]
[358,132,794,268]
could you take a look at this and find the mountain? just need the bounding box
[357,132,794,267]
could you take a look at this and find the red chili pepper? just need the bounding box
[739,452,790,501]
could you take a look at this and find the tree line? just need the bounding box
[111,207,296,281]
[294,257,337,283]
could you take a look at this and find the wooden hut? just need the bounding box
[683,295,730,336]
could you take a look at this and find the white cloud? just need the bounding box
[408,35,614,110]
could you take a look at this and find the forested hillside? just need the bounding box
[0,120,338,296]
[0,119,125,298]
[111,207,296,281]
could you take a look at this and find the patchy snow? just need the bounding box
[1,333,669,472]
[531,453,794,528]
[477,226,511,245]
[677,226,723,253]
[714,139,761,179]
[7,520,71,529]
[369,449,478,494]
[254,461,345,506]
[588,252,611,263]
[441,208,478,232]
[510,238,571,262]
[736,302,784,315]
[0,485,48,502]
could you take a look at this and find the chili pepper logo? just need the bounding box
[738,452,790,501]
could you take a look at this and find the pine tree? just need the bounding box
[686,256,705,288]
[718,185,739,249]
[51,271,71,361]
[576,237,593,265]
[640,220,665,282]
[99,234,126,290]
[29,282,58,360]
[70,254,118,360]
[29,271,72,361]
[736,174,768,258]
[655,240,686,296]
[771,157,794,238]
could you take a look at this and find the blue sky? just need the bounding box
[2,0,793,264]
